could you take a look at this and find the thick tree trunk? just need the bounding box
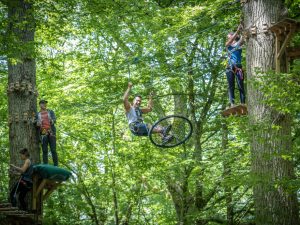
[244,1,299,224]
[6,0,39,206]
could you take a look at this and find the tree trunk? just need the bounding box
[111,109,119,225]
[244,1,299,224]
[6,0,39,206]
[222,123,234,225]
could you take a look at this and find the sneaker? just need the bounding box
[162,135,174,144]
[162,124,172,136]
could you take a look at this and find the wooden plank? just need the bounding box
[286,48,289,73]
[271,18,299,73]
[1,210,22,214]
[2,210,31,215]
[0,207,19,211]
[269,18,300,32]
[32,174,38,210]
[5,212,34,216]
[222,105,248,117]
[275,35,281,73]
[0,203,12,208]
[277,26,296,59]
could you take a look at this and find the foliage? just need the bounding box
[0,0,299,225]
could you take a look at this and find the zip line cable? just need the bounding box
[122,27,232,81]
[116,1,243,73]
[117,23,232,81]
[127,61,131,82]
[70,1,266,106]
[96,0,269,99]
[118,7,263,87]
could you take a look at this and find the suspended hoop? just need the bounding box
[148,115,193,148]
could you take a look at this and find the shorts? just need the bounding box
[129,122,149,136]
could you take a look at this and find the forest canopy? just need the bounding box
[0,0,300,225]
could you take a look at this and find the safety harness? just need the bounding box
[226,44,244,80]
[129,107,146,133]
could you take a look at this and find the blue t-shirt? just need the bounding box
[227,42,242,65]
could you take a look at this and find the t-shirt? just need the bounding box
[41,111,51,131]
[126,106,143,124]
[227,41,242,65]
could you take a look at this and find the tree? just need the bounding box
[244,0,299,224]
[4,0,39,207]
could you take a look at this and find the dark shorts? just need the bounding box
[129,122,149,136]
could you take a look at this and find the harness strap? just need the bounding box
[129,122,139,133]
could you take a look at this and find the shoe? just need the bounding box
[162,125,172,136]
[162,135,174,144]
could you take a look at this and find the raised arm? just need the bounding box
[123,82,133,112]
[225,24,243,47]
[141,92,153,114]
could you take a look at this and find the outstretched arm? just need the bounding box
[10,159,30,174]
[225,24,243,47]
[123,82,133,112]
[141,92,153,114]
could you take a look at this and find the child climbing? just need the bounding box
[225,24,246,107]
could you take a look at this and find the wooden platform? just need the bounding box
[222,104,248,117]
[32,176,62,212]
[0,175,63,225]
[0,203,37,225]
[269,18,300,34]
[269,18,300,72]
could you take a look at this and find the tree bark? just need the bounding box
[222,122,234,225]
[6,0,39,207]
[244,1,299,224]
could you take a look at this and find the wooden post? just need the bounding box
[32,175,37,211]
[269,18,300,73]
[275,32,281,73]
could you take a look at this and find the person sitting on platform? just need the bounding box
[123,82,173,142]
[9,148,33,211]
[36,99,58,166]
[225,24,246,107]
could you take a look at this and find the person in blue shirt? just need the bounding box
[225,24,245,107]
